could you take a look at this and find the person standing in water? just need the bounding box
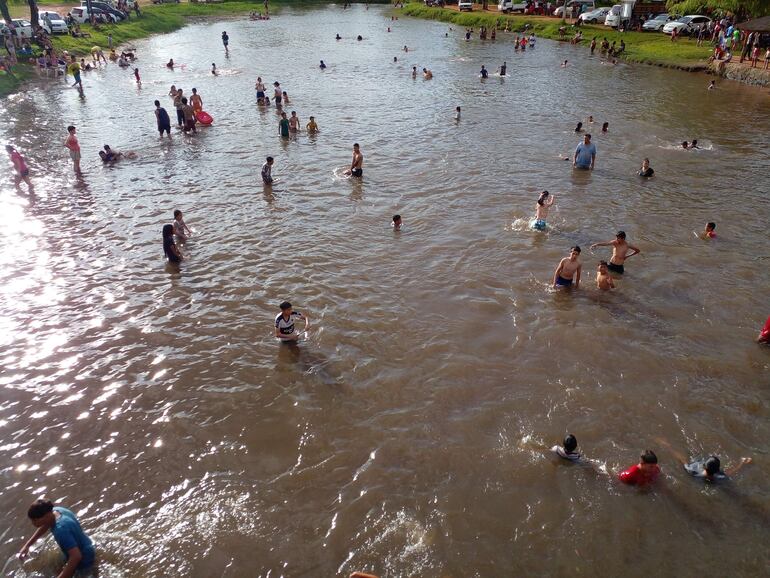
[273,81,282,106]
[590,231,640,275]
[552,246,582,289]
[221,31,229,51]
[64,125,81,175]
[573,133,596,170]
[278,112,290,138]
[275,301,310,342]
[174,88,184,127]
[18,499,95,578]
[154,100,171,139]
[255,76,266,103]
[190,88,203,112]
[261,156,274,184]
[289,111,300,133]
[480,65,488,78]
[6,145,33,191]
[532,190,555,231]
[345,143,363,177]
[181,98,197,134]
[500,61,507,76]
[163,224,182,263]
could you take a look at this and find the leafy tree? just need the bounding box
[666,0,770,19]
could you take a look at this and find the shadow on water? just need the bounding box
[275,340,343,387]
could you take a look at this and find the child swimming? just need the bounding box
[532,190,554,231]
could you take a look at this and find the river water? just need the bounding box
[1,4,769,577]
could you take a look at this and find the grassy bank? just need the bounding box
[51,2,267,54]
[1,2,273,97]
[402,3,712,68]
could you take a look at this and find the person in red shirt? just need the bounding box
[619,450,660,486]
[6,145,33,192]
[758,316,770,344]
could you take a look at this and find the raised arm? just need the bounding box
[590,240,612,250]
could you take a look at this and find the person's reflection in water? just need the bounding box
[350,178,363,201]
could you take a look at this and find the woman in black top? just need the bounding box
[162,224,182,263]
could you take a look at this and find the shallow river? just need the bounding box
[1,4,769,577]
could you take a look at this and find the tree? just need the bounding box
[666,0,770,19]
[27,0,39,28]
[0,0,12,25]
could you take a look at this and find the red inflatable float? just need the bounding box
[195,110,213,125]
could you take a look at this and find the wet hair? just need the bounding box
[353,143,360,148]
[173,209,182,218]
[154,100,160,106]
[563,434,577,453]
[616,231,626,239]
[641,450,658,464]
[585,133,592,140]
[192,88,197,93]
[537,191,549,206]
[706,222,716,230]
[392,214,401,222]
[682,141,689,148]
[280,301,292,310]
[643,157,650,163]
[599,260,608,267]
[575,122,582,132]
[705,456,721,475]
[571,245,581,253]
[291,111,296,115]
[67,125,76,132]
[5,144,14,152]
[691,139,698,147]
[274,81,280,86]
[266,156,273,163]
[162,224,173,239]
[181,97,188,104]
[602,122,609,131]
[28,499,54,520]
[456,106,461,111]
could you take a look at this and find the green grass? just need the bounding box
[0,65,34,95]
[401,3,713,68]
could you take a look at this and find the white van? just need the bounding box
[604,4,622,27]
[458,0,473,11]
[498,0,528,13]
[553,0,596,18]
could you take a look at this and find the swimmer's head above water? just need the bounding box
[537,190,549,205]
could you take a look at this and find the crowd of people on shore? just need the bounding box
[4,6,769,577]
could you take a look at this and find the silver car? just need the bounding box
[642,13,673,32]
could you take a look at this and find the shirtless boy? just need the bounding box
[596,261,615,290]
[345,143,363,178]
[553,246,582,289]
[590,231,639,275]
[533,190,554,231]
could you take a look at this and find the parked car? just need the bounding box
[662,15,711,35]
[458,0,473,11]
[553,0,595,18]
[80,1,127,21]
[7,19,33,38]
[152,0,181,4]
[39,11,69,35]
[68,6,119,24]
[578,6,610,23]
[604,4,624,27]
[498,0,528,13]
[642,13,674,31]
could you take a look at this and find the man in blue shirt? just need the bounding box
[573,133,596,170]
[19,499,95,578]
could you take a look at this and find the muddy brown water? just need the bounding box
[1,5,769,577]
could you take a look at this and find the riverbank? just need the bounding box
[2,3,257,96]
[402,3,715,70]
[2,1,392,97]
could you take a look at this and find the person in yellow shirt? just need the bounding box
[306,116,319,133]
